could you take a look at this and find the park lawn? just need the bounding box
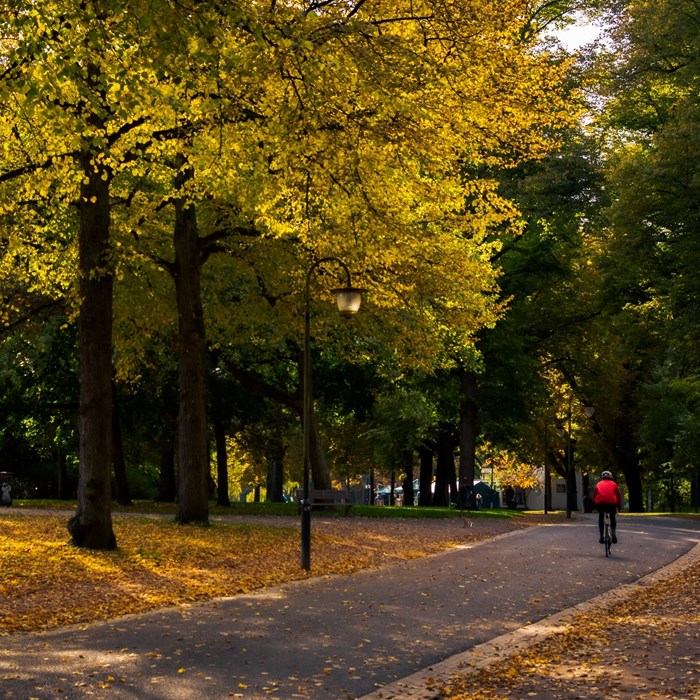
[0,509,510,635]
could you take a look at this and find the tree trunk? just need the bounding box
[213,416,230,507]
[297,352,332,490]
[68,150,116,550]
[433,428,456,507]
[458,368,477,508]
[267,458,284,502]
[617,410,644,512]
[173,180,209,524]
[309,403,332,490]
[56,447,70,500]
[620,453,644,512]
[401,450,415,507]
[418,445,433,506]
[266,431,285,502]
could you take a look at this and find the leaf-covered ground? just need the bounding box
[3,511,697,700]
[0,510,530,635]
[440,554,700,700]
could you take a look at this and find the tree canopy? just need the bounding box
[2,0,698,538]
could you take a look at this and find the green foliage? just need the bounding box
[542,0,700,509]
[0,0,585,513]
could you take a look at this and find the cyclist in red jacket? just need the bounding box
[593,471,623,544]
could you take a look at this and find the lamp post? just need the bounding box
[301,257,363,571]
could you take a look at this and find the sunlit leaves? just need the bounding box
[1,0,578,375]
[478,441,541,492]
[443,554,700,699]
[0,512,506,634]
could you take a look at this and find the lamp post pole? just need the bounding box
[301,257,363,571]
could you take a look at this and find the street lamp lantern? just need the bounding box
[301,258,363,571]
[333,287,364,317]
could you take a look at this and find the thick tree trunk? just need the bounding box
[267,458,284,502]
[458,368,477,508]
[68,152,116,550]
[620,453,644,512]
[173,190,209,524]
[617,410,644,511]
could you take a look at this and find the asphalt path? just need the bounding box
[1,514,698,700]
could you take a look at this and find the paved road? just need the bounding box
[1,515,698,700]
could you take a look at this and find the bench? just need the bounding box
[301,489,353,513]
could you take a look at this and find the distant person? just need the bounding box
[475,493,483,509]
[1,481,11,505]
[593,471,623,544]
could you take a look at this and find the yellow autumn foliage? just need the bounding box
[1,0,579,376]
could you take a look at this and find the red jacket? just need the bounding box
[593,479,622,508]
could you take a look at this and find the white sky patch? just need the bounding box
[550,12,607,52]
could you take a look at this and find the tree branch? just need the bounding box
[221,360,300,413]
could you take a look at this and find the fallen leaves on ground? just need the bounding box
[0,512,529,635]
[440,559,700,700]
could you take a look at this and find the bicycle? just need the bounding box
[603,510,613,557]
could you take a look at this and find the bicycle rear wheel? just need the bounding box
[604,515,612,557]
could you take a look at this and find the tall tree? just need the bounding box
[116,0,579,503]
[2,0,581,528]
[590,0,700,507]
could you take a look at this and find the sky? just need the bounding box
[557,23,603,49]
[552,13,606,51]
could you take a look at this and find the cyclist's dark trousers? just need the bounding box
[597,503,617,537]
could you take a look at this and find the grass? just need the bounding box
[11,499,518,519]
